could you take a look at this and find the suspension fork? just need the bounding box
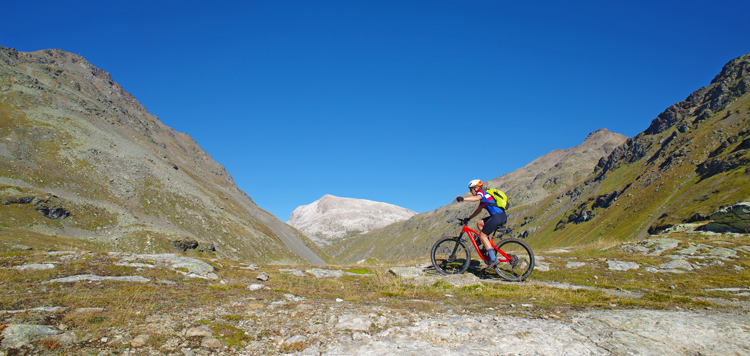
[450,231,465,257]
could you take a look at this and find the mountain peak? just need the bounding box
[288,195,416,247]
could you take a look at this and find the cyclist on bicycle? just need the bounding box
[455,179,507,268]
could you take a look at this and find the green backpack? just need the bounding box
[483,188,509,211]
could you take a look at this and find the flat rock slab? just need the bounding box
[134,254,218,279]
[15,263,55,270]
[306,268,345,278]
[565,262,587,269]
[388,267,423,278]
[659,259,693,270]
[46,274,150,283]
[0,307,66,314]
[304,310,750,356]
[643,238,681,255]
[335,314,374,332]
[607,260,640,271]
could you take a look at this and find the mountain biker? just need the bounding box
[455,179,508,268]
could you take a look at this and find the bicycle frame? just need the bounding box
[458,224,514,263]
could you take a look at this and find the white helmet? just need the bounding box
[468,179,483,189]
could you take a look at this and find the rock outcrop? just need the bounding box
[708,202,750,233]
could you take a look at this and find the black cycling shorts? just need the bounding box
[482,212,507,235]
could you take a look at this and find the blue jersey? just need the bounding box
[477,190,504,215]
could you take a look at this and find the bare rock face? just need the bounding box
[706,202,750,233]
[288,195,416,247]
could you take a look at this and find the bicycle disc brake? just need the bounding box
[509,255,519,269]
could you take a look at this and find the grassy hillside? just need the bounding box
[0,47,329,264]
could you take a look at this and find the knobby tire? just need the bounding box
[431,237,470,275]
[493,238,534,281]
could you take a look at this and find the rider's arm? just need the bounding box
[467,204,482,220]
[463,195,482,202]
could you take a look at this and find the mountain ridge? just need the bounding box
[325,127,628,262]
[326,52,750,263]
[0,46,328,264]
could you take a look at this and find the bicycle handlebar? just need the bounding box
[445,218,469,225]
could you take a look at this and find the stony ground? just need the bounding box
[1,233,750,355]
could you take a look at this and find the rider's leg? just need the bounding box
[477,220,494,251]
[478,219,498,264]
[479,216,501,266]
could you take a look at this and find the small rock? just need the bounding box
[247,284,265,291]
[201,337,223,349]
[184,325,213,338]
[565,262,587,269]
[535,261,551,271]
[256,272,269,281]
[130,334,149,348]
[388,267,423,278]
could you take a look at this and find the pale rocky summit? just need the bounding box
[288,194,416,247]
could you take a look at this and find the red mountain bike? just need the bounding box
[430,218,534,281]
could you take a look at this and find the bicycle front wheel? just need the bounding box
[431,237,470,275]
[494,238,534,281]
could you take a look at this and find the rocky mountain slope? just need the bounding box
[326,128,628,262]
[288,194,416,247]
[484,128,627,207]
[530,52,750,247]
[0,46,328,264]
[329,52,750,264]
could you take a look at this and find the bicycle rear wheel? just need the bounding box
[431,237,470,275]
[494,238,534,281]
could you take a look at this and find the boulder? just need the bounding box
[1,324,58,349]
[709,202,750,232]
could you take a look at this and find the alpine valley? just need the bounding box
[2,46,749,267]
[0,46,328,264]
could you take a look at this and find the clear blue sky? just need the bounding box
[3,1,749,221]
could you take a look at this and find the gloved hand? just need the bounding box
[456,196,464,202]
[460,218,470,225]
